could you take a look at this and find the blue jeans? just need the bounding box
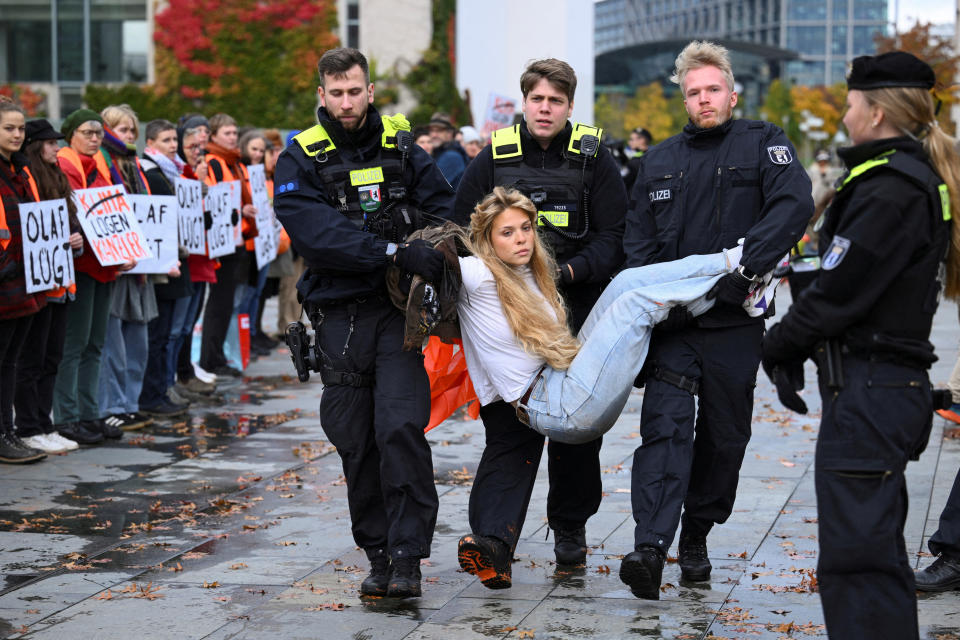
[98,315,149,416]
[521,250,738,444]
[173,283,206,385]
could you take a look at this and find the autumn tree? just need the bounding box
[594,83,687,142]
[791,84,845,138]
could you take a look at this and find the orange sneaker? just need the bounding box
[458,534,512,589]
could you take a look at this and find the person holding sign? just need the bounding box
[53,108,135,447]
[15,119,85,454]
[0,99,47,464]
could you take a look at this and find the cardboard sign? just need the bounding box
[73,185,152,266]
[176,177,206,255]
[230,181,243,246]
[127,195,179,274]
[18,198,75,294]
[248,165,278,269]
[205,181,236,259]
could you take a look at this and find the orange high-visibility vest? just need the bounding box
[57,147,112,188]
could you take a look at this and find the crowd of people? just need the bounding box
[2,38,960,640]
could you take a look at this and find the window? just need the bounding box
[346,0,359,49]
[787,26,826,55]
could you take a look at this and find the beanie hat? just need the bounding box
[61,109,103,142]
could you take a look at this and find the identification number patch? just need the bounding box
[350,167,384,186]
[767,146,793,165]
[648,188,672,202]
[822,235,851,270]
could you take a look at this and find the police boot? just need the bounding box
[359,548,390,596]
[553,527,588,566]
[386,556,422,598]
[458,534,512,589]
[619,545,665,600]
[678,530,712,582]
[915,555,960,592]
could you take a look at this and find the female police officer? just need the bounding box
[762,52,960,639]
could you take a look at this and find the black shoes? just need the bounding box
[360,549,391,596]
[83,418,122,440]
[386,556,422,598]
[56,421,104,445]
[104,413,151,433]
[915,554,960,592]
[554,527,588,566]
[0,432,47,464]
[678,530,712,582]
[620,545,666,600]
[140,399,188,418]
[458,534,513,589]
[213,365,243,378]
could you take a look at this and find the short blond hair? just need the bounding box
[100,104,140,137]
[671,40,735,91]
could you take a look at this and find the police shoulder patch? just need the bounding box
[275,180,299,195]
[821,235,851,270]
[767,145,793,165]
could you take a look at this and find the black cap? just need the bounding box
[25,119,65,147]
[847,51,935,91]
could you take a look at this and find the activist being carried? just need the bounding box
[451,186,753,587]
[761,51,960,640]
[274,47,455,599]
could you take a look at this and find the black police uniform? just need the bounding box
[623,118,811,554]
[274,105,454,564]
[763,137,950,639]
[453,118,626,553]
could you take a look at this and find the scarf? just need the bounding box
[144,148,185,184]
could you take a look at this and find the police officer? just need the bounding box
[453,58,626,574]
[619,40,812,599]
[763,51,960,639]
[274,48,455,599]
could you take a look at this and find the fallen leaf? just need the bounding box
[728,551,748,559]
[229,563,248,570]
[517,630,536,639]
[778,458,796,467]
[276,540,297,546]
[202,581,221,588]
[96,590,113,600]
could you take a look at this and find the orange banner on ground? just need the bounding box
[423,337,479,432]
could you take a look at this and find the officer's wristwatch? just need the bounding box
[737,265,760,282]
[385,242,398,259]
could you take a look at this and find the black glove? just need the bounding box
[706,270,754,306]
[762,356,808,414]
[394,239,445,283]
[559,263,574,285]
[203,209,214,230]
[657,305,694,332]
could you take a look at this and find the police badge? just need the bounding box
[767,145,793,165]
[358,184,381,213]
[821,236,851,270]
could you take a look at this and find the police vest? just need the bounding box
[490,123,602,258]
[294,114,419,243]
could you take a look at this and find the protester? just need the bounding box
[762,51,960,639]
[413,126,433,156]
[459,126,483,160]
[14,119,84,454]
[429,113,468,187]
[0,99,46,463]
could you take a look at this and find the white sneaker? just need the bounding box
[193,362,217,384]
[22,434,68,454]
[46,432,79,451]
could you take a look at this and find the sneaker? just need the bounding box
[140,399,188,418]
[678,530,712,582]
[937,403,960,425]
[85,418,122,440]
[620,546,665,600]
[0,432,46,463]
[104,413,139,433]
[21,434,70,454]
[166,387,192,408]
[174,383,224,404]
[458,534,512,589]
[386,555,422,598]
[193,363,217,384]
[123,413,154,431]
[554,527,588,566]
[56,421,104,446]
[182,377,216,395]
[915,554,960,592]
[45,432,79,451]
[360,548,391,596]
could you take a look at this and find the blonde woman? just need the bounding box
[454,186,744,588]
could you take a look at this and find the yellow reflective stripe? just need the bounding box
[567,122,602,156]
[350,167,384,186]
[294,124,336,156]
[537,210,569,227]
[491,125,522,160]
[939,183,952,221]
[838,150,895,190]
[381,113,410,149]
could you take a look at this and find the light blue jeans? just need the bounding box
[98,316,149,416]
[520,250,738,444]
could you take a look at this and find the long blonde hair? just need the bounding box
[462,187,580,370]
[865,87,960,299]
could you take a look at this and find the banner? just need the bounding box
[18,198,75,294]
[205,181,236,259]
[248,165,278,270]
[127,195,179,275]
[73,185,152,266]
[481,93,518,138]
[175,177,205,255]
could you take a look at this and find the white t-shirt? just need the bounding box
[457,256,549,405]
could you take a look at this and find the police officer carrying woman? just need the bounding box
[762,52,960,640]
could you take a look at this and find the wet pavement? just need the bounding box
[2,292,960,639]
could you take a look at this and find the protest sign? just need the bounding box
[73,185,152,266]
[18,198,75,294]
[205,181,236,259]
[230,181,243,246]
[127,195,179,274]
[176,177,205,255]
[481,93,518,138]
[247,165,278,269]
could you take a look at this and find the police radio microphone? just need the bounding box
[579,134,599,157]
